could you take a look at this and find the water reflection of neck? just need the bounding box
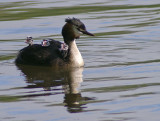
[63,67,83,94]
[63,67,85,113]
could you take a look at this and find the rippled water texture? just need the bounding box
[0,0,160,121]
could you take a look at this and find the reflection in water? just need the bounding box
[16,64,92,113]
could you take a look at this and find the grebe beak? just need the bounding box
[82,30,94,36]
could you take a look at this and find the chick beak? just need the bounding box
[25,39,29,43]
[42,41,46,46]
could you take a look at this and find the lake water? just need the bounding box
[0,0,160,121]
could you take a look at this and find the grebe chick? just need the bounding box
[25,36,33,46]
[41,39,50,47]
[15,17,94,67]
[41,39,69,58]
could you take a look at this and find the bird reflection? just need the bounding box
[16,64,93,113]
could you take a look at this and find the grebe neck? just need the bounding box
[68,40,84,67]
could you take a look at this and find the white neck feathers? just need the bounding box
[69,40,84,67]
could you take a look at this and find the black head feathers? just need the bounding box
[65,17,86,29]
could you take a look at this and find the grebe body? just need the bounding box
[15,18,94,67]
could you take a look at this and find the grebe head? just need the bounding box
[25,36,33,45]
[62,17,94,44]
[41,39,50,47]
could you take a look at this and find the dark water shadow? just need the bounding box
[16,64,94,113]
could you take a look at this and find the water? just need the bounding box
[0,0,160,121]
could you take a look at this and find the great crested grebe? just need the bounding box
[15,17,94,67]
